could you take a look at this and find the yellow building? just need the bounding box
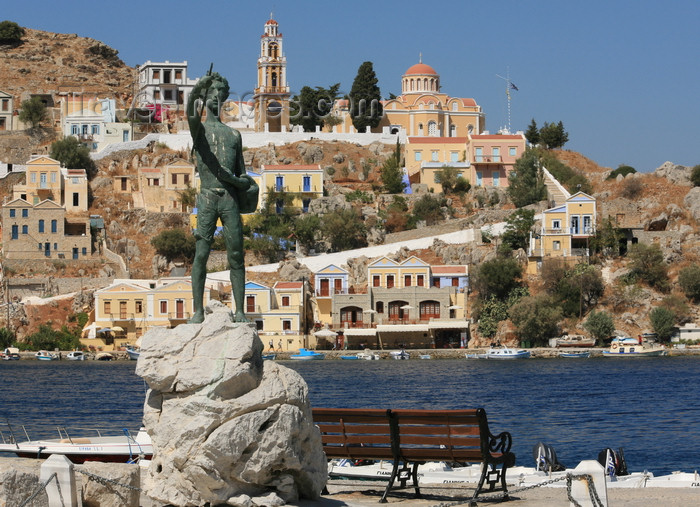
[83,277,209,350]
[136,159,195,212]
[313,264,350,327]
[527,192,596,273]
[0,90,14,131]
[258,164,323,213]
[244,280,309,351]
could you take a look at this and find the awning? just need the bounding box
[428,320,470,329]
[376,325,430,333]
[342,328,377,337]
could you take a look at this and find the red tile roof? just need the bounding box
[274,281,303,289]
[261,165,322,171]
[431,265,467,274]
[408,137,467,144]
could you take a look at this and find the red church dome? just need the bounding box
[404,62,438,76]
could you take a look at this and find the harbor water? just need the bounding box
[1,357,698,476]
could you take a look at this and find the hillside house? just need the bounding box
[137,60,198,117]
[468,133,526,188]
[258,164,323,213]
[135,159,195,212]
[0,90,14,131]
[527,191,597,273]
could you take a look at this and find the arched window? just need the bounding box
[269,42,279,59]
[452,102,458,112]
[410,79,414,91]
[428,121,438,136]
[424,78,428,90]
[450,124,456,137]
[388,301,408,321]
[271,72,277,87]
[418,123,424,136]
[420,301,441,320]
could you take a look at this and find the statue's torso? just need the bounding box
[195,121,241,189]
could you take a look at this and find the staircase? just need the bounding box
[541,166,570,207]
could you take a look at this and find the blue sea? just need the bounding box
[1,357,698,476]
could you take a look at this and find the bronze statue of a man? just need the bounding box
[187,72,252,323]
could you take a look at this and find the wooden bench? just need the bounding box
[312,407,516,503]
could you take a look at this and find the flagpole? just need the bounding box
[496,69,517,134]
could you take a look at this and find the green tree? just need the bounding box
[151,229,196,263]
[380,141,405,194]
[290,83,340,132]
[176,183,198,211]
[690,165,700,187]
[553,264,605,318]
[591,217,624,258]
[584,311,615,344]
[678,264,700,302]
[434,166,459,193]
[628,242,669,292]
[245,235,284,263]
[472,257,523,301]
[49,136,97,175]
[412,194,445,226]
[320,208,367,252]
[475,287,528,339]
[509,294,562,346]
[540,151,592,194]
[539,121,569,149]
[649,306,675,341]
[524,118,540,145]
[0,21,24,44]
[293,213,321,252]
[19,97,48,129]
[0,327,15,349]
[348,61,383,132]
[501,209,535,251]
[507,148,547,207]
[24,323,81,351]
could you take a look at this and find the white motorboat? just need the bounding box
[0,424,153,463]
[484,346,530,359]
[390,350,409,360]
[2,347,20,360]
[555,334,596,348]
[602,337,667,357]
[357,350,380,360]
[125,346,140,360]
[35,350,57,361]
[66,350,85,361]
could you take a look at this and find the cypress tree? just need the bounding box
[348,61,383,132]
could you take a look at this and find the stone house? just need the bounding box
[135,159,195,212]
[0,90,14,131]
[258,164,323,213]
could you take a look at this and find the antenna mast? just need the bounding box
[496,68,517,134]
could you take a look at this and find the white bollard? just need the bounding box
[40,454,78,507]
[569,460,608,507]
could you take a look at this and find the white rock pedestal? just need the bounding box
[135,302,327,507]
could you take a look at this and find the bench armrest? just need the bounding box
[487,430,513,455]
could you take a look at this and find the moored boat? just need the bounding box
[95,352,114,361]
[125,346,140,360]
[66,350,85,361]
[357,350,380,360]
[602,337,667,357]
[35,350,58,361]
[559,351,591,358]
[485,346,530,359]
[0,424,153,463]
[340,354,360,360]
[556,334,596,348]
[290,348,325,360]
[261,353,277,360]
[390,350,409,360]
[2,348,20,360]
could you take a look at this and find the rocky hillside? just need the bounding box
[0,27,135,102]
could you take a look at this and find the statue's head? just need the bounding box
[205,72,230,116]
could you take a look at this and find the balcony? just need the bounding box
[107,313,135,321]
[168,312,190,321]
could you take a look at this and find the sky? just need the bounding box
[4,0,699,172]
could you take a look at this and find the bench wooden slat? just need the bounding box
[394,425,480,436]
[397,435,481,447]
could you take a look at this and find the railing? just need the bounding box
[540,226,595,236]
[107,313,135,321]
[168,312,190,320]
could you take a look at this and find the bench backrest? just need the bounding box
[313,408,395,460]
[312,407,489,463]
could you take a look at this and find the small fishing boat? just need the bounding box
[66,350,85,361]
[35,350,58,361]
[95,352,114,361]
[390,350,409,360]
[340,354,360,360]
[0,423,153,463]
[125,346,140,360]
[356,350,380,360]
[261,353,277,360]
[484,346,530,359]
[559,351,591,358]
[602,337,667,357]
[290,348,325,360]
[419,354,432,360]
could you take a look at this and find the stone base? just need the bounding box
[136,302,327,506]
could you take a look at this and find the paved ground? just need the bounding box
[291,479,700,507]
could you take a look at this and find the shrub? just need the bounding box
[691,165,700,187]
[0,21,24,44]
[472,257,523,301]
[151,229,196,263]
[412,194,445,226]
[607,165,637,180]
[628,243,669,292]
[678,264,700,302]
[19,97,48,129]
[620,178,644,199]
[509,294,563,346]
[649,307,676,341]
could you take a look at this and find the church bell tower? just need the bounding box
[254,16,290,132]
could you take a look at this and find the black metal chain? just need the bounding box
[76,467,142,492]
[429,473,604,507]
[19,472,66,507]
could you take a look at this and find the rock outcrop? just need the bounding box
[136,302,326,506]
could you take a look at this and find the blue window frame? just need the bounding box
[38,219,44,233]
[82,247,87,256]
[9,209,15,218]
[11,225,18,239]
[51,219,57,233]
[21,209,28,217]
[21,225,28,235]
[275,176,284,192]
[302,176,311,192]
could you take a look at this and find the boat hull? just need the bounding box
[602,350,667,357]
